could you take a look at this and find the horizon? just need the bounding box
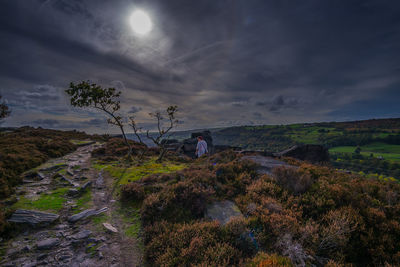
[1,1,400,133]
[2,116,399,135]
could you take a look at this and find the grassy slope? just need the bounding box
[212,118,400,179]
[213,118,400,150]
[93,157,187,186]
[329,142,400,162]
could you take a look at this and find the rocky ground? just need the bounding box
[1,143,142,267]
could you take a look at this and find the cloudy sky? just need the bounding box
[0,0,399,133]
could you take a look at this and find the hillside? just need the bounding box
[129,118,400,180]
[211,118,400,180]
[1,124,400,266]
[0,127,104,198]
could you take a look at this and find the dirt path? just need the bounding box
[1,143,142,267]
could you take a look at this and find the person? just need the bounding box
[195,136,208,158]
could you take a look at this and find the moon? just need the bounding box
[130,10,152,35]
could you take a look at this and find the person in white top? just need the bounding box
[195,136,208,158]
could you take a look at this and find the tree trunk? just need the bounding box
[118,123,132,157]
[157,146,167,162]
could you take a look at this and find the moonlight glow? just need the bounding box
[130,10,152,35]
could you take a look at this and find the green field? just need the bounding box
[329,142,400,162]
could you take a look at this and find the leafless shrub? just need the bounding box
[317,207,359,258]
[273,166,313,195]
[276,233,311,267]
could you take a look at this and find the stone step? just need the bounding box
[68,207,108,223]
[8,209,59,226]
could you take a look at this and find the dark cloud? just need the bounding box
[1,0,400,132]
[128,106,142,114]
[252,112,262,118]
[31,119,60,127]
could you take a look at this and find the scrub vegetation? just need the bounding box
[117,150,400,266]
[1,118,400,265]
[0,127,103,199]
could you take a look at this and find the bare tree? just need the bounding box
[129,115,147,160]
[0,95,11,123]
[65,81,132,157]
[145,105,179,162]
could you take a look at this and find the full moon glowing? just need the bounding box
[130,10,152,35]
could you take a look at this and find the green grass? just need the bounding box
[361,142,400,153]
[70,139,94,145]
[285,126,339,144]
[72,189,92,214]
[91,213,111,233]
[329,142,400,162]
[12,188,69,212]
[125,222,141,238]
[329,146,357,153]
[92,213,109,225]
[57,168,67,175]
[117,203,141,238]
[86,242,101,256]
[93,157,187,186]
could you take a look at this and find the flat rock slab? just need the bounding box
[68,207,108,223]
[205,200,243,225]
[80,181,92,191]
[8,209,59,226]
[37,238,60,250]
[71,229,92,240]
[103,223,118,233]
[40,164,67,172]
[242,155,294,175]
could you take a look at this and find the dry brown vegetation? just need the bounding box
[120,150,400,266]
[0,127,103,198]
[91,137,156,161]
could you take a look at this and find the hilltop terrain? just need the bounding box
[148,118,400,181]
[1,121,400,266]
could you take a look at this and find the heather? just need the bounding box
[121,150,400,266]
[0,127,101,198]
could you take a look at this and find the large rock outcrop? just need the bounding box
[180,131,214,158]
[273,144,329,163]
[163,131,215,158]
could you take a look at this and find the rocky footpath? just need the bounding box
[1,143,142,267]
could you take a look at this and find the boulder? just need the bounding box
[37,238,60,250]
[68,207,108,223]
[181,130,214,158]
[273,144,329,163]
[214,145,241,153]
[242,155,292,175]
[8,209,59,226]
[205,200,243,225]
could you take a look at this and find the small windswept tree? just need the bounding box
[146,105,179,162]
[65,81,132,157]
[0,95,11,123]
[129,105,179,162]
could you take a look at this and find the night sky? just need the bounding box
[1,0,400,133]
